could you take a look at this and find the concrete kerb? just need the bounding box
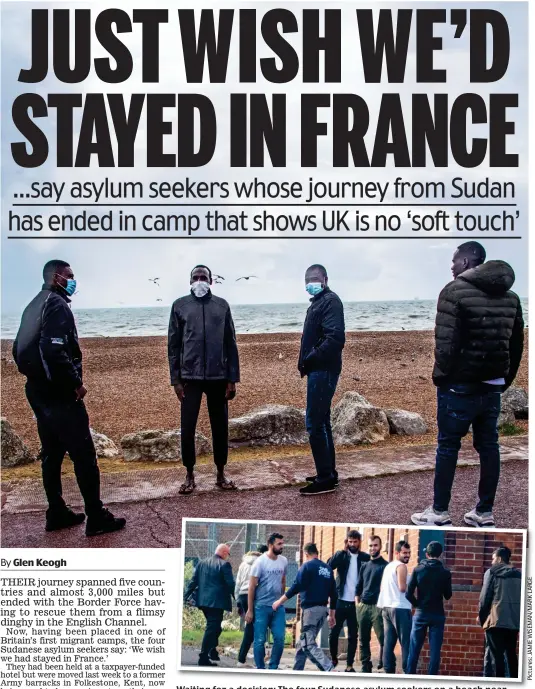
[1,436,527,515]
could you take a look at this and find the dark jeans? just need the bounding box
[329,600,358,666]
[180,380,228,470]
[357,602,384,670]
[484,635,510,677]
[486,628,518,679]
[306,370,339,482]
[25,383,102,517]
[382,607,412,674]
[407,611,445,675]
[433,384,501,513]
[237,594,254,664]
[199,607,224,659]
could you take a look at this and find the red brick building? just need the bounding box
[299,524,524,677]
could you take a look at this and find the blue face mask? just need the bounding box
[64,279,77,296]
[306,282,324,297]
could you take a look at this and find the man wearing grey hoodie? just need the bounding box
[235,551,261,667]
[412,242,524,528]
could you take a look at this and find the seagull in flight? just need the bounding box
[148,278,160,286]
[156,298,162,302]
[236,275,258,281]
[213,274,225,281]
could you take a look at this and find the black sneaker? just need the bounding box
[198,657,216,667]
[86,508,126,537]
[345,667,356,673]
[361,663,373,673]
[377,660,384,670]
[209,649,220,662]
[45,507,85,532]
[300,479,337,496]
[305,474,339,487]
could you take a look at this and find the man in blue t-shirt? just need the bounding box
[273,542,337,671]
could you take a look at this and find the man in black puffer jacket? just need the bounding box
[298,264,345,496]
[412,242,524,529]
[168,265,240,495]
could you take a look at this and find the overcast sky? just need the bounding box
[1,1,528,314]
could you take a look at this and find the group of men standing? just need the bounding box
[13,240,524,531]
[184,529,521,677]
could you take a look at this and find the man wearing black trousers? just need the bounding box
[168,265,240,495]
[13,259,125,537]
[328,530,370,672]
[184,544,235,666]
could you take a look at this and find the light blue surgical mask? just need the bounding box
[306,282,324,297]
[64,279,77,296]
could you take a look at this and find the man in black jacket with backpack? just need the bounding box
[298,264,345,496]
[412,242,524,528]
[13,260,125,537]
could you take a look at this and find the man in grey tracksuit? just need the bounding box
[168,265,240,494]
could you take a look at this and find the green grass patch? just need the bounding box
[181,629,293,647]
[500,422,524,436]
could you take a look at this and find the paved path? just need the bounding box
[1,460,528,548]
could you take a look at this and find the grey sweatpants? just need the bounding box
[293,606,334,672]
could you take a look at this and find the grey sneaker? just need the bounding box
[464,508,495,528]
[411,505,452,526]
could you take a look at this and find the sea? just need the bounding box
[1,298,529,338]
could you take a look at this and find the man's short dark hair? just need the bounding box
[267,532,283,546]
[493,546,511,564]
[43,259,70,284]
[395,540,411,553]
[258,545,268,554]
[457,241,486,266]
[347,529,361,540]
[370,535,382,548]
[426,541,443,558]
[190,264,212,280]
[303,542,318,556]
[306,264,327,279]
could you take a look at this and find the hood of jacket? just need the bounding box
[459,260,515,296]
[420,558,445,570]
[491,563,520,579]
[242,553,260,566]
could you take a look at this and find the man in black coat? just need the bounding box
[13,260,125,537]
[298,264,345,496]
[184,544,235,666]
[168,265,240,495]
[412,242,524,528]
[327,530,370,672]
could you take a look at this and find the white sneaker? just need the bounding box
[411,505,452,526]
[236,662,253,669]
[464,508,495,528]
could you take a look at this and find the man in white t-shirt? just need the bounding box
[327,530,370,672]
[377,540,412,674]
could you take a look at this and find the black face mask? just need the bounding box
[348,546,359,554]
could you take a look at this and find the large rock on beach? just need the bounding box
[1,417,35,467]
[332,392,390,445]
[120,429,211,462]
[501,386,528,420]
[228,405,307,447]
[385,409,428,436]
[90,429,119,459]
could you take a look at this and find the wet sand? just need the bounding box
[1,330,528,454]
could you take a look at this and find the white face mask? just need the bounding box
[191,280,210,298]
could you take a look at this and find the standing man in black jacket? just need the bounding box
[298,264,345,496]
[406,541,452,675]
[13,260,126,537]
[328,530,370,672]
[184,544,235,666]
[168,265,240,495]
[412,242,524,528]
[356,535,388,672]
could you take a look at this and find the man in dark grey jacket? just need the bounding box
[168,265,240,494]
[412,242,524,528]
[184,544,235,666]
[479,546,521,679]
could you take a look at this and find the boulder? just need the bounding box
[385,409,428,436]
[1,418,35,467]
[228,405,307,447]
[501,386,528,420]
[497,411,516,428]
[90,429,119,459]
[120,429,211,462]
[332,392,390,445]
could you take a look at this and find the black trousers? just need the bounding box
[238,593,255,663]
[25,383,103,517]
[485,628,518,679]
[200,607,224,659]
[329,600,358,666]
[181,381,228,470]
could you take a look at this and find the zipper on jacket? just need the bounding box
[202,301,206,378]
